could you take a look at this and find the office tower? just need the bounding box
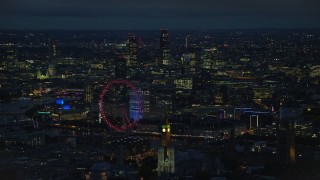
[48,39,57,77]
[48,39,57,59]
[160,29,168,50]
[157,118,175,176]
[126,33,138,67]
[201,49,213,69]
[84,84,93,103]
[182,52,197,74]
[142,89,150,117]
[114,56,127,79]
[185,35,190,50]
[160,29,171,66]
[188,53,197,67]
[129,89,142,120]
[136,86,151,119]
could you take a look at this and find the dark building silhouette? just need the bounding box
[114,56,127,79]
[277,117,296,164]
[160,29,168,49]
[48,39,57,59]
[159,29,170,66]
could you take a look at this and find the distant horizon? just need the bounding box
[1,27,320,32]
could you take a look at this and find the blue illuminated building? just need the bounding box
[56,98,64,105]
[129,90,143,121]
[62,105,71,110]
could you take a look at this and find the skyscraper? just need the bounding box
[129,89,142,120]
[201,48,213,69]
[160,29,168,50]
[84,84,93,103]
[126,33,138,67]
[48,39,57,77]
[160,29,170,66]
[48,39,57,59]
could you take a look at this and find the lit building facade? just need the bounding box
[174,77,193,90]
[201,49,213,69]
[48,39,57,78]
[126,33,138,67]
[37,69,49,80]
[84,84,93,103]
[129,90,143,120]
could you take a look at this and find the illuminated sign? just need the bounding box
[38,111,51,114]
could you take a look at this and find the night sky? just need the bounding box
[0,0,319,30]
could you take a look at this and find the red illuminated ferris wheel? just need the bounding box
[99,79,142,132]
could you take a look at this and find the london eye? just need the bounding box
[99,79,142,132]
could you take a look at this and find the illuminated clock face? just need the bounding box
[162,125,170,132]
[162,128,170,133]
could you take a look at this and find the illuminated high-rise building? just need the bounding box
[130,86,151,119]
[160,29,171,66]
[126,33,138,67]
[84,84,93,103]
[129,90,142,120]
[141,89,150,118]
[201,49,213,69]
[180,46,197,74]
[157,118,175,176]
[182,52,196,67]
[48,39,57,77]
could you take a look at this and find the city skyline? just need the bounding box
[0,27,320,179]
[1,0,320,178]
[1,0,320,30]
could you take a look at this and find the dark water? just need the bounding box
[0,98,55,123]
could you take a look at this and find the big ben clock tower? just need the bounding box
[157,118,175,176]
